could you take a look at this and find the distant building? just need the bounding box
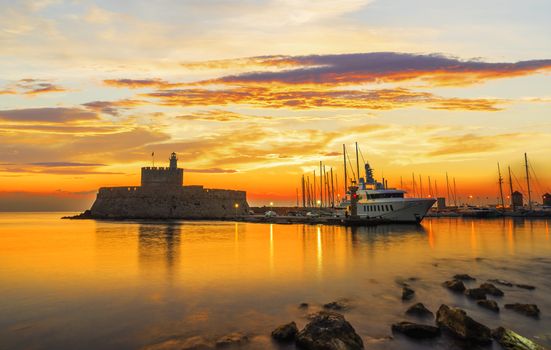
[512,191,523,208]
[141,152,184,187]
[543,193,551,206]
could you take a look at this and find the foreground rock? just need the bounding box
[505,304,540,318]
[477,300,500,312]
[402,287,415,301]
[492,327,545,350]
[406,303,434,318]
[478,283,504,297]
[296,311,364,350]
[391,321,441,339]
[464,288,487,300]
[271,322,298,342]
[453,274,476,281]
[436,304,492,345]
[324,299,351,311]
[443,279,466,292]
[215,333,248,348]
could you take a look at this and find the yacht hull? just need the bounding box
[356,198,436,223]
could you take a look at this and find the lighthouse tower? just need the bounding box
[141,152,183,187]
[169,152,178,169]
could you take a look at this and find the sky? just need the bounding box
[1,0,550,210]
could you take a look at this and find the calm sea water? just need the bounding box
[0,213,550,349]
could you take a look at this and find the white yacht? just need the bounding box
[342,162,436,223]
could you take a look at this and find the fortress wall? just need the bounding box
[141,167,183,187]
[90,186,249,219]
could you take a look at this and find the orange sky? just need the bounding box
[1,1,551,210]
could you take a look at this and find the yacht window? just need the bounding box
[385,205,389,211]
[390,205,394,211]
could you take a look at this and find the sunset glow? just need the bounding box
[1,0,550,210]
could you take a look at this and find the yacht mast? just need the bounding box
[508,166,514,210]
[355,142,360,186]
[343,144,348,195]
[497,163,505,210]
[525,153,532,210]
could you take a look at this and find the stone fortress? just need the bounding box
[87,152,249,219]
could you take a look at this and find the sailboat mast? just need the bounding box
[497,162,505,210]
[301,175,306,208]
[313,170,317,207]
[419,174,423,197]
[508,166,514,211]
[343,144,348,194]
[319,161,323,208]
[330,168,334,207]
[446,172,451,207]
[525,153,532,210]
[453,177,458,207]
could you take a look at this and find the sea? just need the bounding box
[0,212,550,349]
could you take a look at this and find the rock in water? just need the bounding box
[299,302,309,309]
[464,288,487,300]
[505,304,540,318]
[492,327,545,350]
[488,279,514,287]
[391,321,441,339]
[402,287,415,301]
[271,322,298,342]
[215,333,248,348]
[436,304,492,345]
[477,300,500,312]
[515,284,536,290]
[479,283,504,297]
[295,311,364,350]
[453,274,476,281]
[406,303,434,318]
[443,280,466,292]
[324,299,351,311]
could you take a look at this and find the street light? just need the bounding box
[234,203,239,217]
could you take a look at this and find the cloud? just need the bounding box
[427,133,527,157]
[103,78,181,89]
[0,90,17,95]
[0,107,98,122]
[15,79,67,95]
[177,109,273,122]
[184,168,238,173]
[144,86,502,111]
[29,162,106,167]
[82,99,146,116]
[201,52,551,86]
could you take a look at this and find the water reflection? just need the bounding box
[3,214,550,350]
[138,223,181,280]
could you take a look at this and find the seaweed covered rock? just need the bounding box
[435,304,492,345]
[406,303,434,318]
[505,304,540,318]
[296,311,364,350]
[391,321,441,339]
[464,288,487,300]
[324,299,351,311]
[492,327,545,350]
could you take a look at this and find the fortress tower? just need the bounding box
[141,152,184,188]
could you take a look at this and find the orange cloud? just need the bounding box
[197,53,551,87]
[103,78,182,89]
[143,86,502,111]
